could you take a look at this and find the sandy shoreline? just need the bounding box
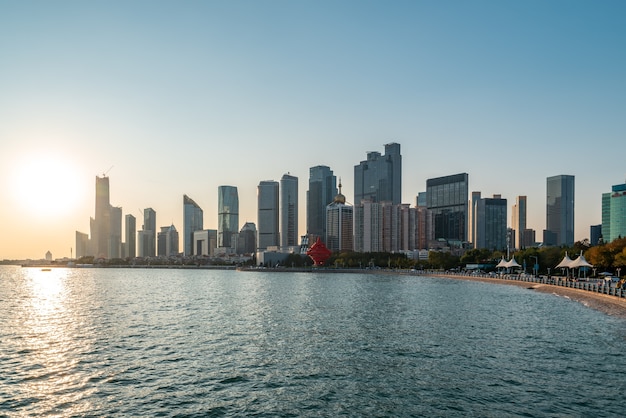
[434,274,626,319]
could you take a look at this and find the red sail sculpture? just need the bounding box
[306,237,332,266]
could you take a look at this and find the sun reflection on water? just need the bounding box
[15,268,96,415]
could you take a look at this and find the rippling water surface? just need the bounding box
[1,266,625,417]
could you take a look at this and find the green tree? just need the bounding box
[460,248,491,264]
[284,253,311,268]
[612,247,626,277]
[428,251,460,270]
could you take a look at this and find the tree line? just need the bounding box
[71,237,626,279]
[327,237,626,277]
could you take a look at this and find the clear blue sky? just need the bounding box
[1,0,625,259]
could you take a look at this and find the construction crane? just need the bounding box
[101,165,114,177]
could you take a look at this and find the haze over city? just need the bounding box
[1,0,625,260]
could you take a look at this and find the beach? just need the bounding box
[436,273,626,319]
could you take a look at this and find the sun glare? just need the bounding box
[12,154,83,218]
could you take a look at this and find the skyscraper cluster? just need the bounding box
[78,141,613,263]
[76,175,134,259]
[353,143,406,253]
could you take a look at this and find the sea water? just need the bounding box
[1,265,625,417]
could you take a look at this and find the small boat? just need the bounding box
[41,268,51,271]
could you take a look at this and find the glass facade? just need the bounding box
[602,183,626,242]
[125,214,136,258]
[157,224,179,256]
[475,197,507,250]
[237,222,257,254]
[183,194,203,256]
[257,181,279,251]
[426,173,469,242]
[354,143,402,205]
[354,143,401,251]
[307,166,337,243]
[280,174,298,249]
[218,186,239,249]
[142,208,156,257]
[109,206,122,258]
[546,175,575,246]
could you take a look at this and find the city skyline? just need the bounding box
[3,141,625,261]
[1,1,625,259]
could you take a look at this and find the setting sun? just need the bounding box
[11,154,83,219]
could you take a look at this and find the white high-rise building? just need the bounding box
[511,196,527,250]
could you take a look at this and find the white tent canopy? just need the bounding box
[496,256,521,270]
[570,251,593,268]
[555,251,593,278]
[555,252,574,269]
[504,257,521,268]
[495,257,508,268]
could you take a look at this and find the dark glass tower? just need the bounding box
[142,208,156,257]
[218,186,239,249]
[354,143,401,205]
[546,175,575,246]
[183,194,203,256]
[354,143,401,252]
[426,173,469,243]
[307,165,337,244]
[257,181,279,251]
[280,174,298,249]
[125,214,136,258]
[475,196,507,250]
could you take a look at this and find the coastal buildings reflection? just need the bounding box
[19,268,95,415]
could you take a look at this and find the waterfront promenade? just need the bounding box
[246,266,626,318]
[430,271,626,319]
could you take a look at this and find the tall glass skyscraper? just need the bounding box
[354,142,402,205]
[601,182,626,243]
[183,194,203,256]
[237,222,257,255]
[218,186,239,249]
[280,174,298,249]
[354,143,401,252]
[426,173,469,243]
[546,175,575,246]
[257,181,279,251]
[157,224,179,256]
[125,214,136,258]
[474,195,507,250]
[307,165,337,244]
[140,208,156,257]
[109,206,122,258]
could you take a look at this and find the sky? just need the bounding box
[1,0,625,260]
